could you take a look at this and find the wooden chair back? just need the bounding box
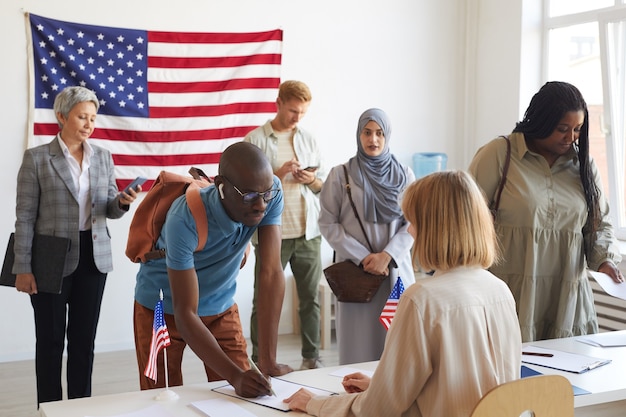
[470,375,574,417]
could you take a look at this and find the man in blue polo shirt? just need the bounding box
[133,142,293,397]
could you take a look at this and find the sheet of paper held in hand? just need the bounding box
[522,346,611,373]
[589,270,626,301]
[212,377,336,411]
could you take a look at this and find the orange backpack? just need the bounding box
[125,168,211,263]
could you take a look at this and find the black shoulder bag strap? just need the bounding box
[491,135,512,216]
[342,164,374,253]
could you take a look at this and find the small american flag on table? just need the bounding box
[144,291,171,382]
[379,277,405,331]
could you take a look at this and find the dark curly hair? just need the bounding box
[513,81,600,255]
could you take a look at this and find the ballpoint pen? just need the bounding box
[522,352,554,357]
[248,358,277,397]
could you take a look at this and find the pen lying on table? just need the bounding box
[522,352,554,357]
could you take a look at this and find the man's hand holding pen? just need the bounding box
[233,358,276,398]
[231,368,273,398]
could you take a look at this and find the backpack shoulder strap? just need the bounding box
[185,184,208,252]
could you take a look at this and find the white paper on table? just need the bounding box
[85,404,174,417]
[212,377,336,412]
[191,398,258,417]
[578,331,626,347]
[329,367,375,378]
[589,270,626,300]
[522,345,611,373]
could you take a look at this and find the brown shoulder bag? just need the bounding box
[323,166,387,303]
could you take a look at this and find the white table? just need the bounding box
[523,330,626,408]
[39,362,378,417]
[40,332,626,416]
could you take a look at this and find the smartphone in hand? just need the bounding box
[123,176,147,194]
[303,166,318,172]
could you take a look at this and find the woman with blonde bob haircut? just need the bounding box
[285,170,522,417]
[402,169,499,272]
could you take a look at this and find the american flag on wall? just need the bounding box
[144,295,171,382]
[379,277,405,331]
[26,13,282,190]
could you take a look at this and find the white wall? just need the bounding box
[0,0,527,361]
[466,0,550,159]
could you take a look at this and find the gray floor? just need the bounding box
[1,332,624,416]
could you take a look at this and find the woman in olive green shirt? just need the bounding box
[469,81,623,342]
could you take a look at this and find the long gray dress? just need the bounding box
[319,163,415,364]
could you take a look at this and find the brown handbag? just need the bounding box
[323,166,387,303]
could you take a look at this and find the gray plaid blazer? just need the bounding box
[12,136,128,276]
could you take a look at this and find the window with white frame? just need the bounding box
[544,1,626,240]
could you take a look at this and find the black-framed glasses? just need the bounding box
[222,176,281,204]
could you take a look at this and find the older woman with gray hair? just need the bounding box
[12,86,139,406]
[318,108,415,365]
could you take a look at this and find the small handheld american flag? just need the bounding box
[144,289,171,382]
[379,277,405,331]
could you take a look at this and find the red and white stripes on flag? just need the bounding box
[26,13,282,190]
[144,297,171,382]
[379,277,405,331]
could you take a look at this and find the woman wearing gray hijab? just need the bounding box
[319,108,415,364]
